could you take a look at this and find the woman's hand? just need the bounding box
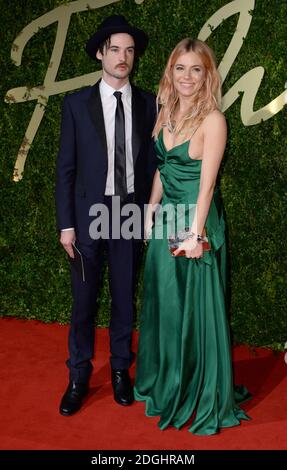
[144,217,153,244]
[173,237,203,259]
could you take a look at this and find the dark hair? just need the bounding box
[97,34,138,59]
[98,36,111,55]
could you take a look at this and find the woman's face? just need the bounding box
[172,50,205,99]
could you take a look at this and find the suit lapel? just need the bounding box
[87,81,108,156]
[131,85,145,165]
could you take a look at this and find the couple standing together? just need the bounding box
[56,14,250,435]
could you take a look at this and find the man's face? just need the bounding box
[96,33,135,86]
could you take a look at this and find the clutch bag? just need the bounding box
[168,227,211,256]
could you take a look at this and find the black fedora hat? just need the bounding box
[86,15,148,60]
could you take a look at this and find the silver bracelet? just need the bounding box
[187,232,204,243]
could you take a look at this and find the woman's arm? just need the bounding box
[174,110,227,258]
[144,169,163,239]
[148,169,163,205]
[192,110,227,235]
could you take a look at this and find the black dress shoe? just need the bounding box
[111,369,134,406]
[59,381,89,416]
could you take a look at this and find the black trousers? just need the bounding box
[66,194,143,383]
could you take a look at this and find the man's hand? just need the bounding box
[60,229,76,258]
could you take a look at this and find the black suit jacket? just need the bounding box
[55,81,157,244]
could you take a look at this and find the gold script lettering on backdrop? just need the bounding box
[5,0,287,181]
[5,0,122,181]
[198,0,287,124]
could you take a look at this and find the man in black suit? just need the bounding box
[55,15,156,416]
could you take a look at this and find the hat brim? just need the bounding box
[86,25,148,60]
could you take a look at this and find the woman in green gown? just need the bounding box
[134,38,250,435]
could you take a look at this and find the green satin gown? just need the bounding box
[134,131,250,435]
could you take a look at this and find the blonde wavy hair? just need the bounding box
[153,38,222,138]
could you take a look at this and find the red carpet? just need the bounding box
[0,317,286,450]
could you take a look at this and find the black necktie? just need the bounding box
[113,91,127,199]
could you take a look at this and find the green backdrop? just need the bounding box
[0,0,286,349]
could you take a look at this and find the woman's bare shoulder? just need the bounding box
[205,109,226,125]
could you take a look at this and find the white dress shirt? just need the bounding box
[99,78,134,195]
